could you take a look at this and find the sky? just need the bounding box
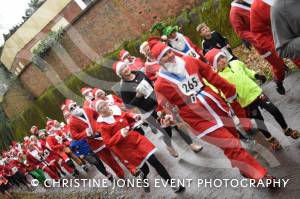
[0,0,31,45]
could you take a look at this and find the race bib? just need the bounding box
[179,74,203,96]
[221,47,233,61]
[187,49,200,59]
[136,79,154,99]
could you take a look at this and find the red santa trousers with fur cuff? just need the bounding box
[202,127,267,180]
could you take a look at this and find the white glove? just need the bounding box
[164,114,174,122]
[86,128,93,137]
[120,127,129,137]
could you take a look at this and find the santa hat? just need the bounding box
[38,131,46,137]
[30,126,38,135]
[119,49,130,60]
[93,99,106,112]
[65,99,76,111]
[80,87,93,96]
[29,135,36,141]
[162,26,179,38]
[92,88,105,98]
[46,117,55,127]
[149,40,171,63]
[113,61,127,78]
[11,141,17,147]
[46,124,54,134]
[139,41,149,55]
[24,136,30,142]
[204,48,226,70]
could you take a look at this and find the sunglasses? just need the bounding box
[69,104,77,111]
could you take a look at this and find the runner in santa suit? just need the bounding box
[81,88,139,175]
[250,0,289,95]
[0,170,14,199]
[51,120,89,172]
[161,25,205,62]
[119,49,145,72]
[139,41,161,82]
[30,126,39,136]
[25,142,60,180]
[45,125,79,176]
[116,61,203,156]
[93,99,185,193]
[92,88,126,110]
[65,99,126,178]
[81,87,94,109]
[149,41,274,182]
[4,157,31,189]
[36,132,70,177]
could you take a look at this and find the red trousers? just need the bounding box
[96,148,125,178]
[254,46,286,82]
[202,127,267,180]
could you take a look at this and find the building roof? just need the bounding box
[0,0,73,70]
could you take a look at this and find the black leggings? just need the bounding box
[9,172,28,187]
[84,153,108,176]
[140,154,171,183]
[246,94,288,139]
[147,111,193,146]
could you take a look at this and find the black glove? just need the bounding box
[242,40,252,50]
[255,74,267,84]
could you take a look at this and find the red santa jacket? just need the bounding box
[154,56,236,137]
[69,107,106,153]
[46,135,65,152]
[26,149,48,170]
[95,107,156,168]
[8,158,27,174]
[0,173,8,186]
[250,0,274,52]
[35,140,59,165]
[230,1,257,46]
[127,57,145,71]
[144,60,161,82]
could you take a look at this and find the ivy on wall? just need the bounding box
[32,27,64,69]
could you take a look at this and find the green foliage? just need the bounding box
[32,28,64,68]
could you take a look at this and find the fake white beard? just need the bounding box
[169,33,186,51]
[163,56,188,76]
[71,107,83,116]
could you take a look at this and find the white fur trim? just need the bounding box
[262,0,273,6]
[139,41,148,54]
[136,148,157,169]
[261,51,272,58]
[121,51,129,60]
[231,2,251,11]
[116,62,127,77]
[196,94,224,138]
[213,51,226,69]
[157,46,172,63]
[93,145,106,153]
[82,88,92,95]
